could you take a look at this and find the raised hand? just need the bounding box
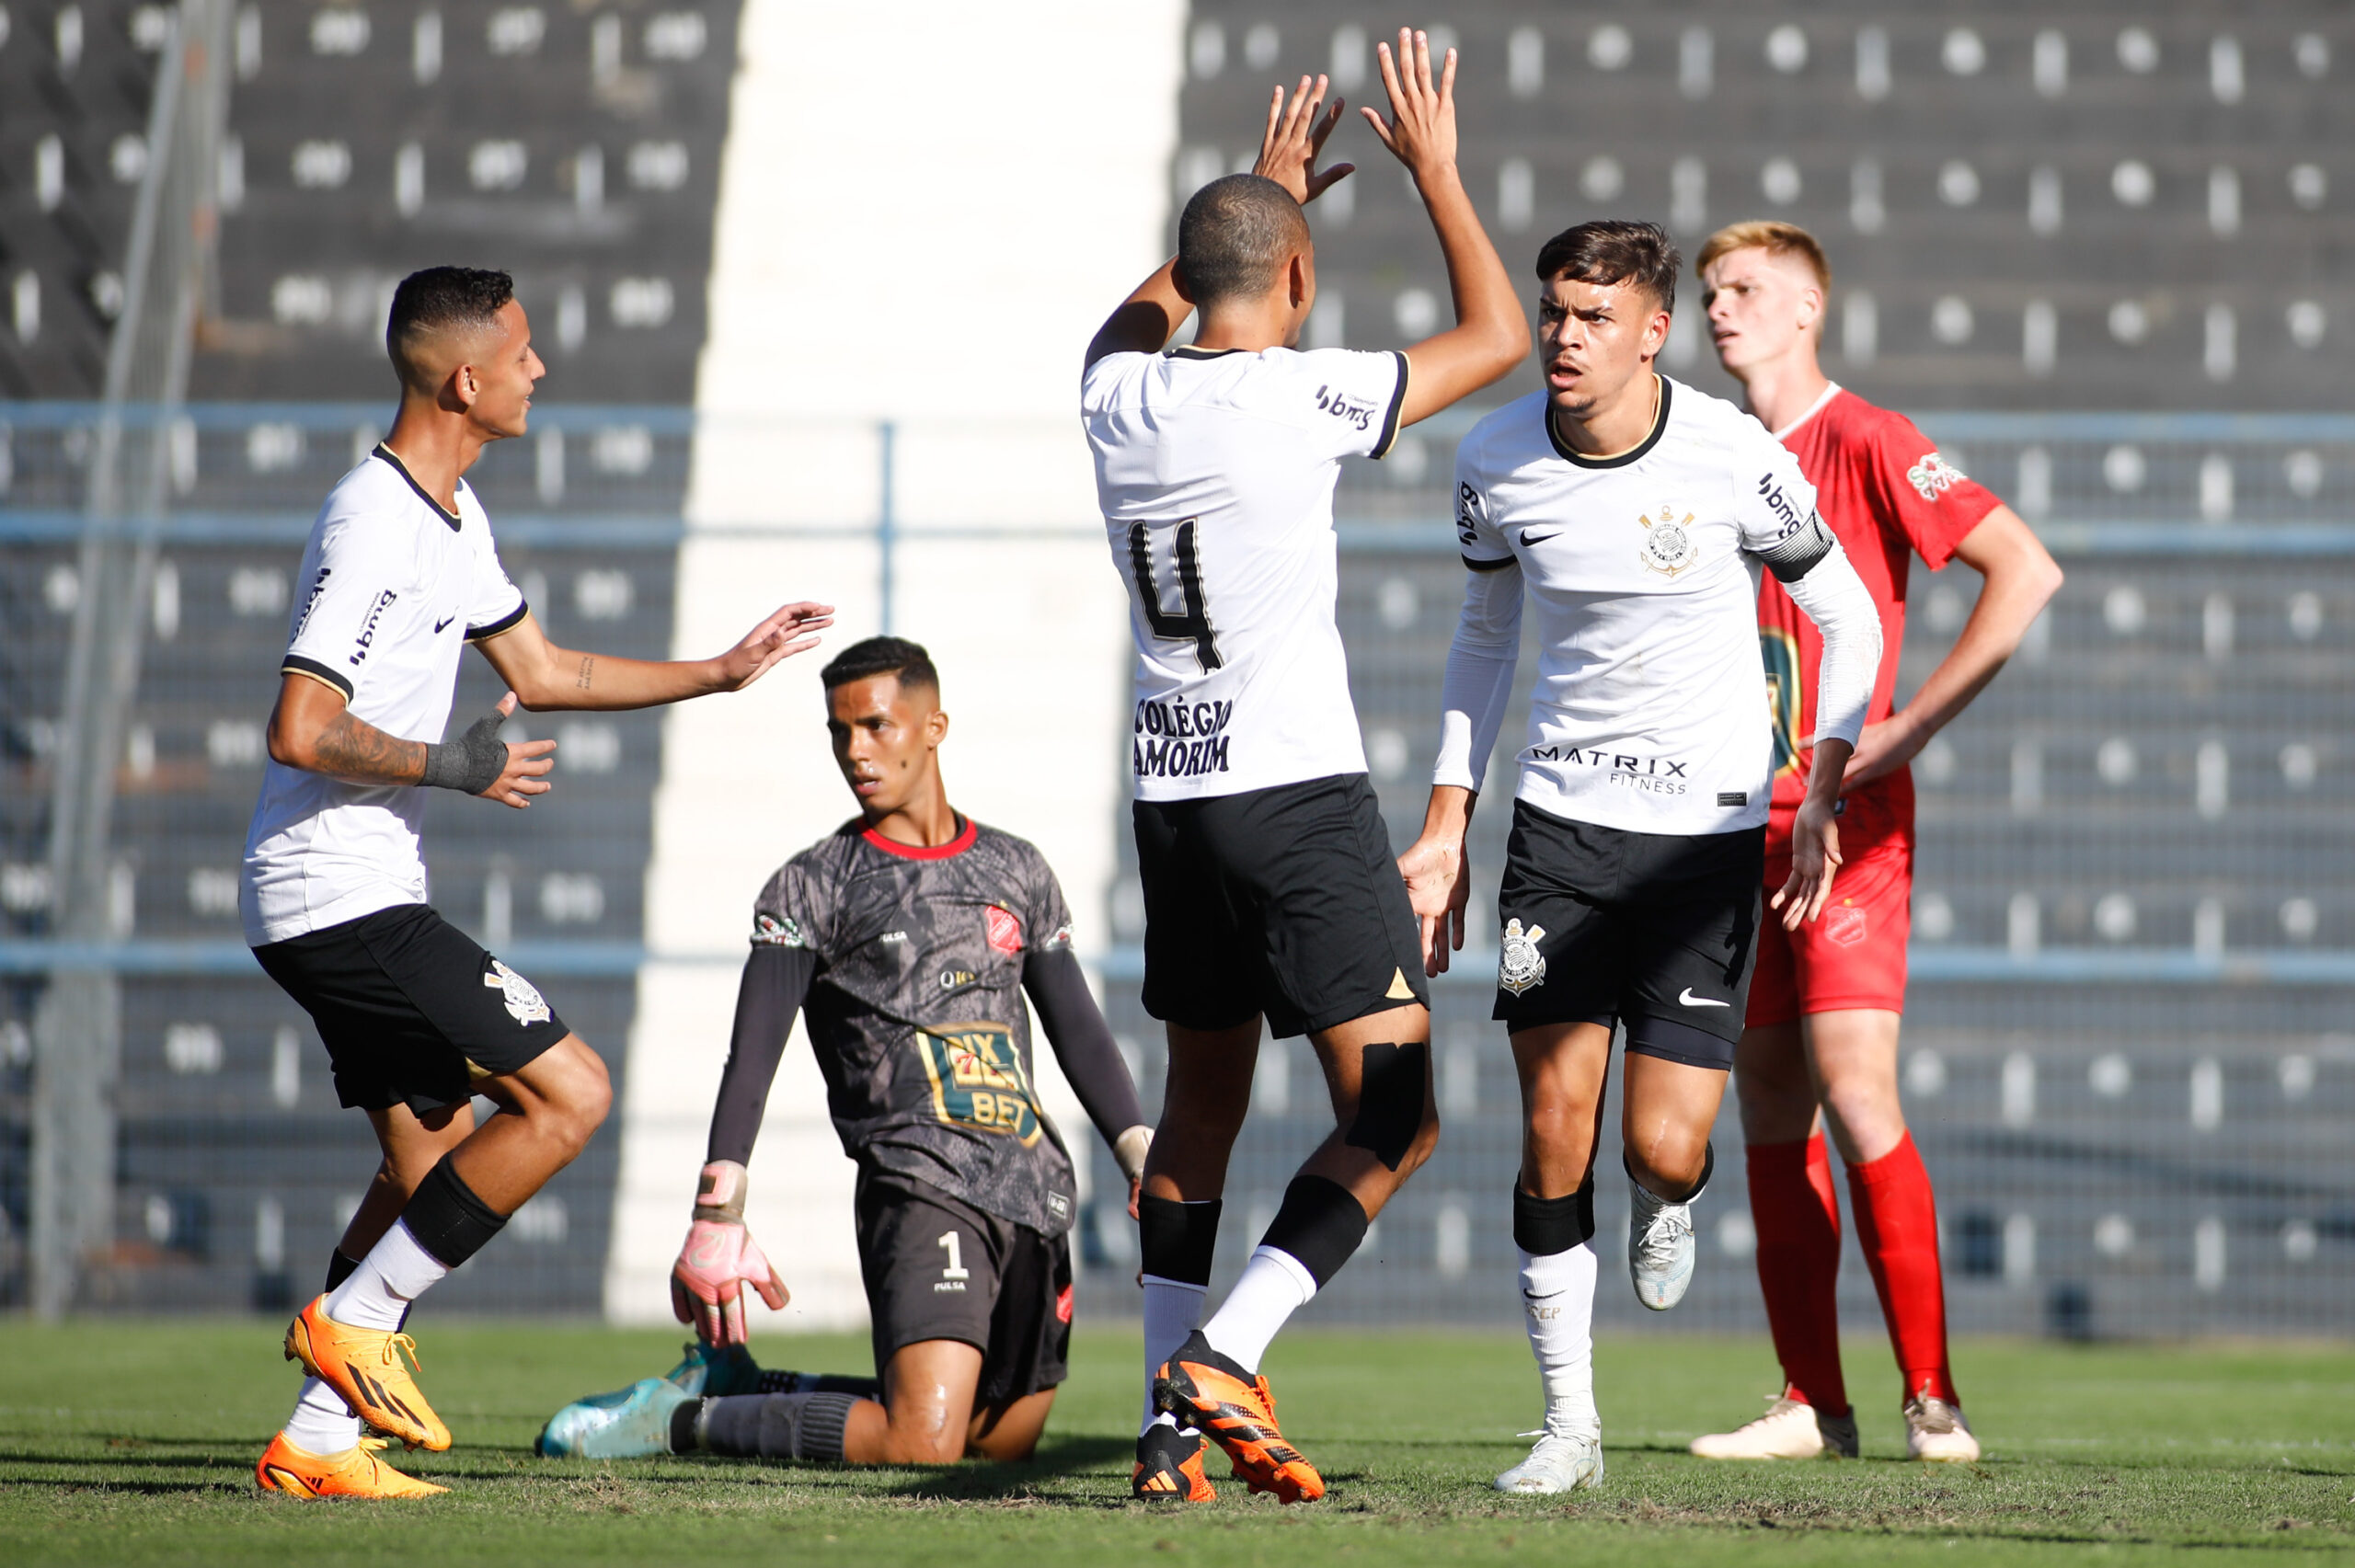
[1361,28,1459,186]
[1253,74,1354,207]
[713,601,836,692]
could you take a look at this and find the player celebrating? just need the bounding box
[246,267,831,1499]
[1083,34,1524,1504]
[1399,220,1883,1495]
[1685,223,2061,1464]
[534,637,1154,1469]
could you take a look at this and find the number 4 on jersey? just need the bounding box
[1127,520,1222,671]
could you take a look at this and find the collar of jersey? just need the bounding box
[861,814,977,861]
[1166,345,1250,360]
[1545,375,1672,470]
[373,443,465,532]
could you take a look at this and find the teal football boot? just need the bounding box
[661,1340,764,1396]
[536,1377,695,1459]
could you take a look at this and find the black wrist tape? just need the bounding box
[1139,1196,1222,1288]
[396,1154,509,1269]
[419,707,509,794]
[1258,1174,1370,1289]
[1512,1179,1597,1255]
[1345,1040,1429,1171]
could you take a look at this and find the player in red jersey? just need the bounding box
[1687,222,2062,1463]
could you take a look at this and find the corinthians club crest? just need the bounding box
[1499,918,1548,996]
[1637,504,1700,577]
[483,957,551,1025]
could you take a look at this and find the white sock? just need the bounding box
[1141,1276,1207,1434]
[1520,1243,1599,1437]
[281,1376,362,1455]
[1199,1246,1316,1374]
[322,1219,448,1332]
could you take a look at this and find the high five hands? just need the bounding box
[1253,29,1459,210]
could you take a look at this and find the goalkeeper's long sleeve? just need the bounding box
[705,945,817,1166]
[1022,946,1145,1149]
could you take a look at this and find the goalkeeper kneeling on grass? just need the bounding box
[539,637,1152,1465]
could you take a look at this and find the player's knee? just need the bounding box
[540,1040,612,1150]
[1341,1039,1432,1173]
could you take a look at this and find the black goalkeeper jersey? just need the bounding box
[749,817,1083,1236]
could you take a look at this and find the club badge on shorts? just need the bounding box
[483,957,551,1025]
[1499,918,1548,995]
[1637,505,1700,578]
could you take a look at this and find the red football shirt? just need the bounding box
[1760,384,1999,853]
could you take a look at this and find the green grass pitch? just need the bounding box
[3,1320,2351,1564]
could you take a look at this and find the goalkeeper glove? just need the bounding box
[670,1160,788,1346]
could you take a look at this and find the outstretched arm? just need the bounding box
[1845,505,2062,788]
[471,602,833,713]
[1361,29,1527,427]
[268,678,553,807]
[1084,74,1357,368]
[1023,948,1151,1216]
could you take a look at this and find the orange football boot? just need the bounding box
[1132,1421,1217,1502]
[283,1295,451,1452]
[255,1433,448,1498]
[1152,1331,1324,1504]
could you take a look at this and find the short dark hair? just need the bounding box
[821,635,939,695]
[1533,220,1681,315]
[385,266,514,381]
[1177,174,1309,308]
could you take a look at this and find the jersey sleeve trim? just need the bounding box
[1369,349,1410,460]
[1462,553,1515,573]
[281,654,354,701]
[465,600,529,641]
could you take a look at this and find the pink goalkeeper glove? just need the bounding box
[670,1160,788,1346]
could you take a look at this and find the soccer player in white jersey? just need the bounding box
[1398,222,1882,1495]
[245,267,831,1498]
[1082,34,1525,1503]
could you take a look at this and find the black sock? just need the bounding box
[1258,1174,1371,1289]
[323,1250,362,1293]
[396,1154,509,1269]
[1139,1195,1221,1287]
[695,1392,861,1462]
[754,1369,884,1398]
[1511,1178,1597,1254]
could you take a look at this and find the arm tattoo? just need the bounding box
[576,655,594,692]
[312,710,428,784]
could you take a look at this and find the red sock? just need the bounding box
[1846,1132,1958,1407]
[1746,1134,1847,1416]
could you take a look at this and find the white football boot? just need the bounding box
[1626,1180,1696,1310]
[1904,1394,1980,1462]
[1689,1394,1859,1460]
[1495,1424,1604,1494]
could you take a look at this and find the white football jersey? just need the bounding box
[1084,344,1408,801]
[241,448,528,945]
[1433,378,1878,836]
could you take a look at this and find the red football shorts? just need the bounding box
[1747,833,1913,1026]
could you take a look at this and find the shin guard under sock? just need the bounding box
[1747,1135,1850,1415]
[687,1392,859,1461]
[1847,1132,1957,1407]
[397,1155,510,1270]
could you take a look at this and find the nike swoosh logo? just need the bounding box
[1522,530,1560,545]
[434,614,458,633]
[1678,988,1729,1008]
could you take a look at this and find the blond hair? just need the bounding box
[1696,221,1831,293]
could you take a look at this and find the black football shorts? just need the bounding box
[1132,772,1430,1039]
[1492,801,1764,1071]
[854,1169,1071,1407]
[252,902,570,1113]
